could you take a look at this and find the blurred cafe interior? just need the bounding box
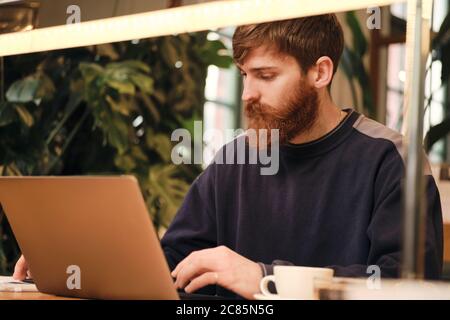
[1,0,450,300]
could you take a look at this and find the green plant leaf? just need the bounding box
[130,146,148,162]
[339,25,374,116]
[105,79,136,95]
[199,40,233,68]
[352,56,375,115]
[161,37,180,66]
[14,105,34,127]
[79,63,104,85]
[146,164,190,227]
[46,91,84,145]
[433,25,450,83]
[345,11,367,57]
[138,92,160,124]
[152,89,167,104]
[4,163,23,176]
[340,47,354,79]
[35,74,56,101]
[146,130,173,163]
[114,154,137,171]
[6,77,38,102]
[441,44,450,82]
[130,73,154,95]
[174,99,193,113]
[103,61,152,95]
[106,116,129,154]
[339,48,359,111]
[5,73,54,103]
[0,102,17,127]
[424,116,450,152]
[107,61,150,73]
[432,11,450,50]
[105,95,131,116]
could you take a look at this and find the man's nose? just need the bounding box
[241,81,260,103]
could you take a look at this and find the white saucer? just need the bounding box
[253,293,295,300]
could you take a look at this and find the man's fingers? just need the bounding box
[173,247,225,290]
[172,255,194,279]
[172,250,200,277]
[172,247,218,278]
[13,256,28,281]
[172,258,188,278]
[174,261,206,289]
[184,272,220,294]
[175,252,224,289]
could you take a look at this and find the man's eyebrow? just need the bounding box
[237,66,279,73]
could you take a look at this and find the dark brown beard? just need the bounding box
[244,79,319,147]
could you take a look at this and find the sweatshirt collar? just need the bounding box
[279,108,359,158]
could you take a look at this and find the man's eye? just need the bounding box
[259,75,275,81]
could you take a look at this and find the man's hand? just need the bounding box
[13,255,32,281]
[171,246,262,300]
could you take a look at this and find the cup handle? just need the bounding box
[259,275,278,297]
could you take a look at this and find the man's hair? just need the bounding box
[232,14,344,79]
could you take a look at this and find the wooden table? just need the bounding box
[0,291,79,300]
[319,277,450,299]
[445,223,450,262]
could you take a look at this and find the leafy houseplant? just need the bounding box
[341,9,450,153]
[423,11,450,152]
[340,11,375,118]
[0,33,232,274]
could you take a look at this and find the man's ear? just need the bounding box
[308,56,334,89]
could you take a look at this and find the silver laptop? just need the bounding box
[0,176,179,299]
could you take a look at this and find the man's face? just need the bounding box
[237,46,319,146]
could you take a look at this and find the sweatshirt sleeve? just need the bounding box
[326,148,443,279]
[160,164,217,271]
[259,149,444,280]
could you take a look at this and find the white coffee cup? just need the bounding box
[259,266,334,300]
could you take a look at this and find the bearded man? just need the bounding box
[14,14,443,300]
[164,14,443,299]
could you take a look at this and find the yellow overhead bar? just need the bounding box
[0,0,403,57]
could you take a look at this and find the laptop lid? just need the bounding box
[0,176,179,299]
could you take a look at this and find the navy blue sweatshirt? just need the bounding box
[161,109,443,297]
